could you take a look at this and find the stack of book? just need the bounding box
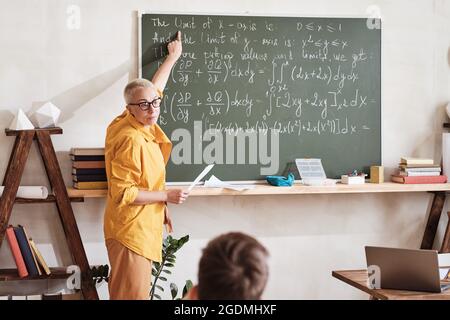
[391,157,447,184]
[5,225,51,278]
[71,148,107,190]
[0,293,80,300]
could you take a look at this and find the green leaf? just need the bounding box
[183,280,193,298]
[159,276,168,281]
[170,283,178,299]
[162,269,172,274]
[164,262,175,268]
[166,257,176,263]
[155,285,164,292]
[153,294,161,300]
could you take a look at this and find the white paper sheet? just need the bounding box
[204,175,256,191]
[443,133,450,177]
[187,164,215,191]
[0,186,48,199]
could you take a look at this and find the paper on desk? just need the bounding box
[440,267,450,280]
[204,175,255,191]
[439,253,450,280]
[188,164,215,191]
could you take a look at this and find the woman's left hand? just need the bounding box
[167,31,182,62]
[164,205,173,233]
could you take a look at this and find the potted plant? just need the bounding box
[150,234,192,300]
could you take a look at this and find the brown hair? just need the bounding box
[197,232,269,300]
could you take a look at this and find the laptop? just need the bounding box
[365,246,450,293]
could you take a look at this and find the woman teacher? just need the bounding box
[104,31,188,300]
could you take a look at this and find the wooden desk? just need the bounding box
[332,269,450,300]
[67,182,450,252]
[67,182,450,197]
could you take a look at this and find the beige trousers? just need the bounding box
[105,239,152,300]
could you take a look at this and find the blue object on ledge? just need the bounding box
[265,173,295,187]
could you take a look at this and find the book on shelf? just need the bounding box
[70,148,105,156]
[400,157,434,165]
[398,171,441,177]
[21,225,42,276]
[400,167,441,172]
[0,296,9,300]
[70,155,105,162]
[391,175,448,184]
[29,238,51,276]
[72,161,105,169]
[72,167,106,175]
[13,225,39,277]
[5,225,28,278]
[398,164,441,169]
[73,181,108,190]
[26,295,42,300]
[72,174,107,182]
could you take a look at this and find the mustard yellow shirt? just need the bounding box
[103,109,172,262]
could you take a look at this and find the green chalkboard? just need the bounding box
[141,13,381,182]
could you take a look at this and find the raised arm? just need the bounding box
[151,31,182,92]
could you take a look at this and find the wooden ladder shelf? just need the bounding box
[0,128,98,300]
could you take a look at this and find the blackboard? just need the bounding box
[140,13,381,182]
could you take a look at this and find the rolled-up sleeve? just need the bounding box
[109,137,142,206]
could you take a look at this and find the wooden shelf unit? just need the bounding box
[0,128,98,299]
[15,195,84,204]
[0,267,73,282]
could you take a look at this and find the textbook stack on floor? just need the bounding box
[391,157,447,184]
[71,148,107,190]
[5,225,51,278]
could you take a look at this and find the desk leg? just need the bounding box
[440,212,450,253]
[421,192,446,250]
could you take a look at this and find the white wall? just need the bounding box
[0,0,449,299]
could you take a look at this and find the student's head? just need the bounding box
[124,78,161,126]
[187,232,269,300]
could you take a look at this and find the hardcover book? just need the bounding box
[391,175,447,184]
[13,225,39,277]
[5,226,28,278]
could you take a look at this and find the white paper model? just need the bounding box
[9,109,34,130]
[34,102,61,128]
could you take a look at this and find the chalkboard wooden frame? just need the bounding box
[138,12,382,184]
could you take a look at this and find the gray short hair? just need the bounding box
[123,78,156,104]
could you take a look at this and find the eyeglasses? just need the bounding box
[129,97,162,111]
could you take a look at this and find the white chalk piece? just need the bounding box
[34,102,61,128]
[9,109,34,130]
[0,186,48,199]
